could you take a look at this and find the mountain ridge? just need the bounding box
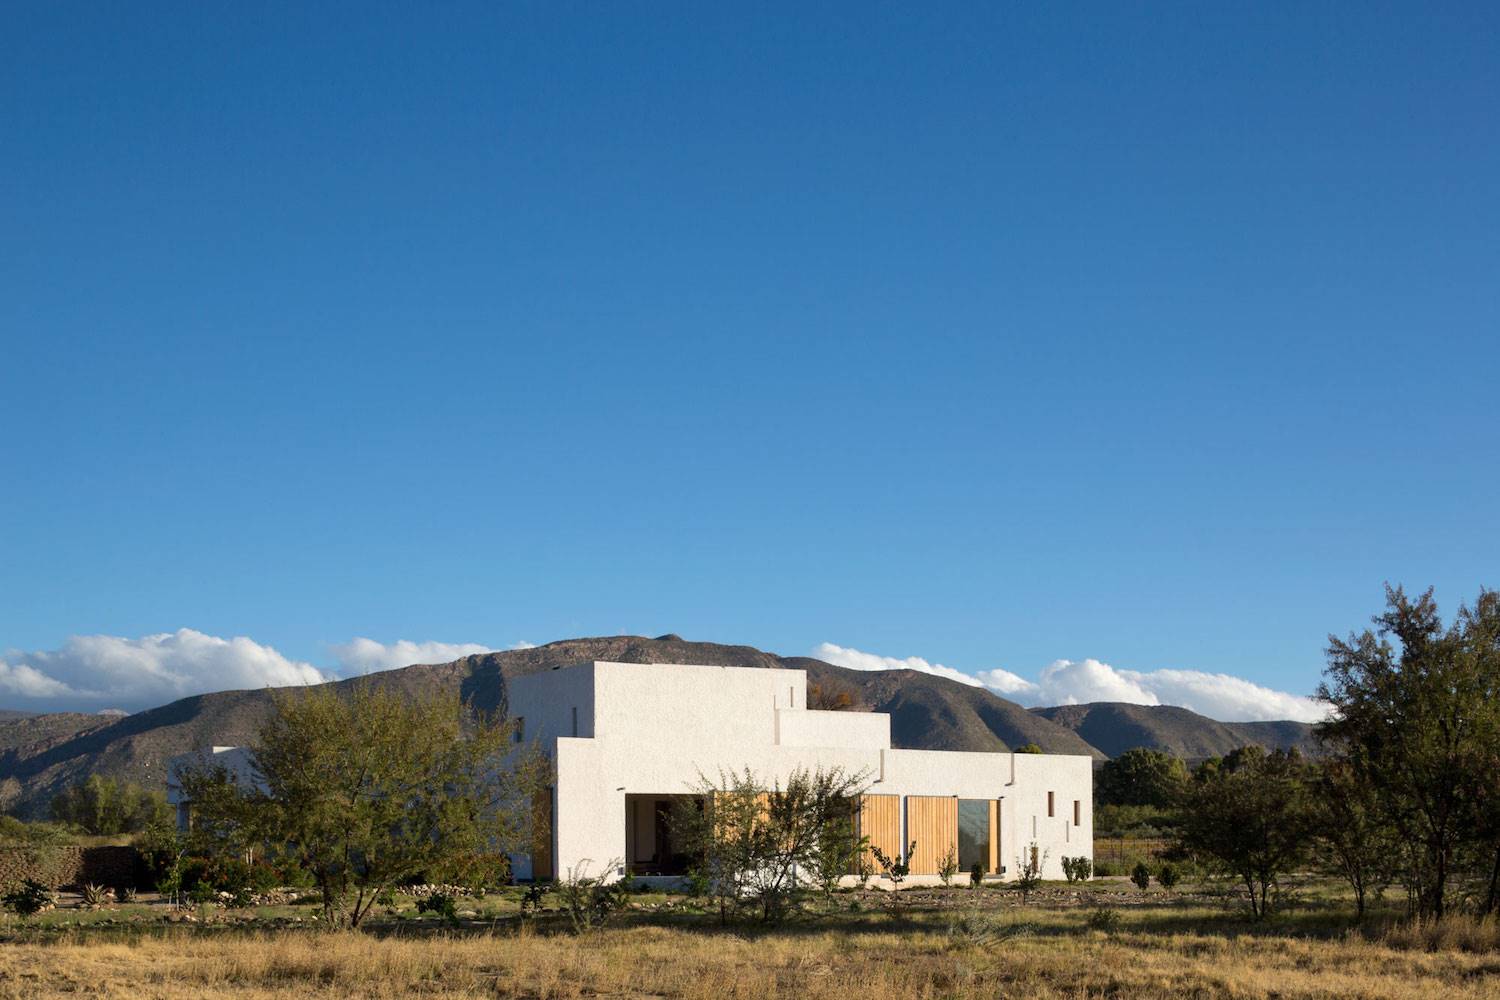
[0,635,1315,816]
[1030,702,1319,759]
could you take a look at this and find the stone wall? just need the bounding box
[0,845,140,889]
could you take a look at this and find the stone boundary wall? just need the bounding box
[0,845,139,889]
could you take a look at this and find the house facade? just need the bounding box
[508,660,1092,884]
[165,745,261,831]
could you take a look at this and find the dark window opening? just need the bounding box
[624,794,702,876]
[957,799,990,872]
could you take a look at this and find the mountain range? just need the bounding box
[0,635,1318,817]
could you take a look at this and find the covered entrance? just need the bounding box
[624,794,701,876]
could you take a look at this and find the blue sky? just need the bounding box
[2,4,1496,719]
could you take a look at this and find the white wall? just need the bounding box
[508,664,597,744]
[509,661,1093,883]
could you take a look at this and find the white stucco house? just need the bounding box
[165,745,261,831]
[508,660,1092,884]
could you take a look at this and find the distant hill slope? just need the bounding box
[0,635,1100,817]
[1030,702,1321,760]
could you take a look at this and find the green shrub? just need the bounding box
[1087,906,1123,933]
[1061,856,1093,883]
[1156,863,1180,891]
[180,854,251,898]
[684,867,711,899]
[871,841,916,906]
[557,860,631,934]
[0,816,76,846]
[79,883,110,909]
[1130,862,1151,891]
[519,882,548,917]
[415,892,457,922]
[969,862,986,887]
[1092,861,1116,877]
[1013,843,1046,903]
[937,847,959,887]
[2,879,55,917]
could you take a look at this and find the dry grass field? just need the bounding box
[2,883,1497,999]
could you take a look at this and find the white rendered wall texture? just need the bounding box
[507,661,1093,883]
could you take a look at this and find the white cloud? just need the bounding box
[1035,658,1159,706]
[1,629,328,713]
[1123,667,1327,724]
[0,660,75,699]
[972,667,1041,698]
[814,643,1326,723]
[329,638,494,675]
[812,642,985,689]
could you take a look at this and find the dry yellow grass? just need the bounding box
[2,915,1498,1000]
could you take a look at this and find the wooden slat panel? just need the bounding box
[905,796,959,875]
[531,788,553,881]
[988,799,999,875]
[857,794,901,869]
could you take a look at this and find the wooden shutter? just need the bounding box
[905,796,958,875]
[531,788,553,880]
[856,794,901,869]
[988,799,1000,875]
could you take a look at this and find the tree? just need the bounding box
[1309,759,1396,919]
[1175,746,1312,919]
[1098,749,1189,808]
[805,800,866,905]
[808,680,859,711]
[871,840,916,907]
[1319,586,1500,918]
[1014,743,1043,755]
[673,765,867,925]
[179,683,548,927]
[49,775,171,835]
[937,846,959,887]
[1013,842,1046,903]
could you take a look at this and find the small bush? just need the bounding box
[1087,906,1123,934]
[1061,856,1093,883]
[853,852,874,889]
[1130,862,1151,891]
[2,879,56,917]
[1156,864,1179,891]
[937,847,959,887]
[557,860,631,934]
[415,892,458,922]
[1092,861,1116,877]
[871,841,916,909]
[79,883,110,909]
[519,882,548,917]
[115,886,138,904]
[1013,843,1046,903]
[684,867,711,899]
[969,862,986,887]
[946,903,1034,949]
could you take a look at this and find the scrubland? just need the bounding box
[2,880,1497,999]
